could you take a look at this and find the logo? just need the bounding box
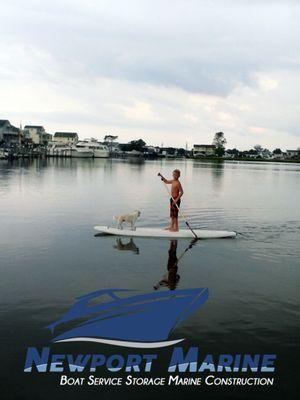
[47,288,209,348]
[24,287,277,380]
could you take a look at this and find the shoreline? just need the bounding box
[1,156,299,164]
[193,157,300,163]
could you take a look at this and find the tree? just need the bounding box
[177,148,186,157]
[226,148,239,156]
[104,135,118,142]
[129,139,146,151]
[248,149,257,155]
[119,139,146,152]
[213,132,227,157]
[273,148,282,154]
[254,144,263,154]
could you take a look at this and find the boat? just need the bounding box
[70,142,93,158]
[47,142,71,157]
[94,226,237,239]
[77,138,109,158]
[46,287,208,347]
[124,149,143,158]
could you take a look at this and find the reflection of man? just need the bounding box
[154,240,180,291]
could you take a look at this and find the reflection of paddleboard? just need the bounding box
[94,226,237,239]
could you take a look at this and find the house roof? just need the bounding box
[1,120,21,132]
[54,132,78,138]
[24,125,44,129]
[0,119,10,127]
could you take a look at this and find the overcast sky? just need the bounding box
[0,0,299,150]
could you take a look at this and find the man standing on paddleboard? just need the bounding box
[159,169,184,232]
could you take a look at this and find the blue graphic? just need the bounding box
[47,288,208,348]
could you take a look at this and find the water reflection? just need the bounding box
[154,239,198,290]
[211,160,224,182]
[113,238,140,254]
[154,240,180,290]
[192,159,224,190]
[111,238,199,290]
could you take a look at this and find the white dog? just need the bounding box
[113,210,141,230]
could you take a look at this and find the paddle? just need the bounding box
[158,173,199,240]
[176,238,198,263]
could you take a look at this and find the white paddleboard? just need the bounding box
[94,226,237,239]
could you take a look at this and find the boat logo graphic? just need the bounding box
[47,288,209,348]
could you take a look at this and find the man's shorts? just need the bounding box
[170,198,181,218]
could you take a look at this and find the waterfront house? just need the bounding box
[286,149,300,158]
[159,147,178,158]
[0,120,21,146]
[224,151,235,158]
[54,132,78,145]
[24,125,46,145]
[143,145,159,158]
[42,133,53,146]
[272,153,285,160]
[193,144,216,157]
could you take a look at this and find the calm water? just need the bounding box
[0,158,299,399]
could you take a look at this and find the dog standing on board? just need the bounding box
[113,210,141,230]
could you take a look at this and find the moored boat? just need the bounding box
[75,138,109,158]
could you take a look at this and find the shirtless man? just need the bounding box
[158,169,184,231]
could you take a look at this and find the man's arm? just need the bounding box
[174,182,183,203]
[158,173,173,184]
[162,177,173,184]
[174,182,184,203]
[179,182,184,197]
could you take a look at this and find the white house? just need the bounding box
[193,144,216,157]
[24,125,46,145]
[286,150,300,158]
[54,132,78,145]
[272,152,285,160]
[224,151,235,158]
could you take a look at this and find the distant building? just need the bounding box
[286,150,300,158]
[42,133,53,146]
[261,149,272,159]
[272,152,285,160]
[193,144,216,157]
[160,147,177,158]
[0,119,21,146]
[24,125,46,145]
[54,132,78,145]
[143,145,159,158]
[224,151,235,158]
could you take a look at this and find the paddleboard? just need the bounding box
[94,226,237,239]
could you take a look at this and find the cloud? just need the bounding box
[0,0,299,149]
[2,0,300,95]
